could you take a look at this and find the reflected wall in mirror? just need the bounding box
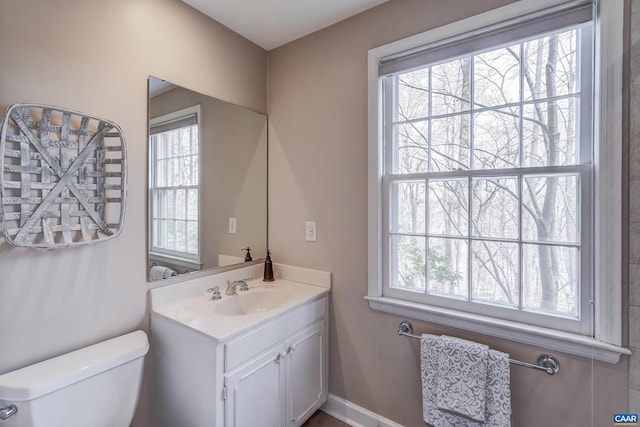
[147,76,267,282]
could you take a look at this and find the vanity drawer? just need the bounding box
[224,296,326,372]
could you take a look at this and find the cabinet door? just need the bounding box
[225,345,287,427]
[286,321,326,426]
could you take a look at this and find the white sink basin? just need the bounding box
[151,271,330,341]
[215,289,290,316]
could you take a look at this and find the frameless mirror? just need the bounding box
[147,76,267,281]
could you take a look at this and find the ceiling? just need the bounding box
[181,0,388,50]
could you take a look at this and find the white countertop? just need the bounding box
[150,264,331,342]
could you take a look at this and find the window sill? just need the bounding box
[148,252,202,272]
[364,295,630,363]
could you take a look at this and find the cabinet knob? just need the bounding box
[288,345,296,354]
[275,351,287,363]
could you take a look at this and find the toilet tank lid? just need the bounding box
[0,330,149,401]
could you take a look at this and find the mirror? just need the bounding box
[147,76,267,281]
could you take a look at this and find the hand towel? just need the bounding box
[421,334,512,427]
[437,335,488,422]
[149,265,177,281]
[482,349,511,427]
[421,334,441,426]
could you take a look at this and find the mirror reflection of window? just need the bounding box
[149,105,202,267]
[147,76,268,281]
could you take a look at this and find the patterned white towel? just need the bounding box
[149,265,177,281]
[437,335,488,422]
[422,334,443,426]
[421,334,512,427]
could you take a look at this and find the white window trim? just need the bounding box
[148,252,203,273]
[149,104,203,266]
[367,0,629,363]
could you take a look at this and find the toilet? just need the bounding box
[0,330,148,427]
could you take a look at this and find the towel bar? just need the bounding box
[397,320,560,375]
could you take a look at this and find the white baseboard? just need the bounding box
[320,393,404,427]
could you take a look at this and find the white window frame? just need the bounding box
[367,0,629,363]
[149,105,202,270]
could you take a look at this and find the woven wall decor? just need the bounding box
[0,104,127,248]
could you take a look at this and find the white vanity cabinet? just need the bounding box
[150,272,329,427]
[224,320,326,427]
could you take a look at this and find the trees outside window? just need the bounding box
[384,24,591,324]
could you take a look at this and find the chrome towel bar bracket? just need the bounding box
[398,320,560,376]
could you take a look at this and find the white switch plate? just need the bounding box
[305,221,317,242]
[229,217,237,234]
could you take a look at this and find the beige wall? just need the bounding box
[267,0,630,425]
[0,1,266,426]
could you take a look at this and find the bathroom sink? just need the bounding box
[215,289,290,316]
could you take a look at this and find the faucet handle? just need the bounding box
[207,286,222,300]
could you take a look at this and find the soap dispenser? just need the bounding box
[263,250,274,282]
[242,246,252,262]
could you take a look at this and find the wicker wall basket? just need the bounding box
[0,104,127,248]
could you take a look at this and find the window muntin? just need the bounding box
[149,113,200,262]
[382,22,592,331]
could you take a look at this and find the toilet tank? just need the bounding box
[0,330,149,427]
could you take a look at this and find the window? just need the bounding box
[384,14,592,333]
[368,0,628,361]
[149,105,201,265]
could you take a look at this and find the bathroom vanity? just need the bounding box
[150,264,330,427]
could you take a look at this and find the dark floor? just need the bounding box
[302,410,351,427]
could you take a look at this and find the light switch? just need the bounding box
[305,221,317,242]
[229,217,237,234]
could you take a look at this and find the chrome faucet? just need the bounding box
[225,279,249,296]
